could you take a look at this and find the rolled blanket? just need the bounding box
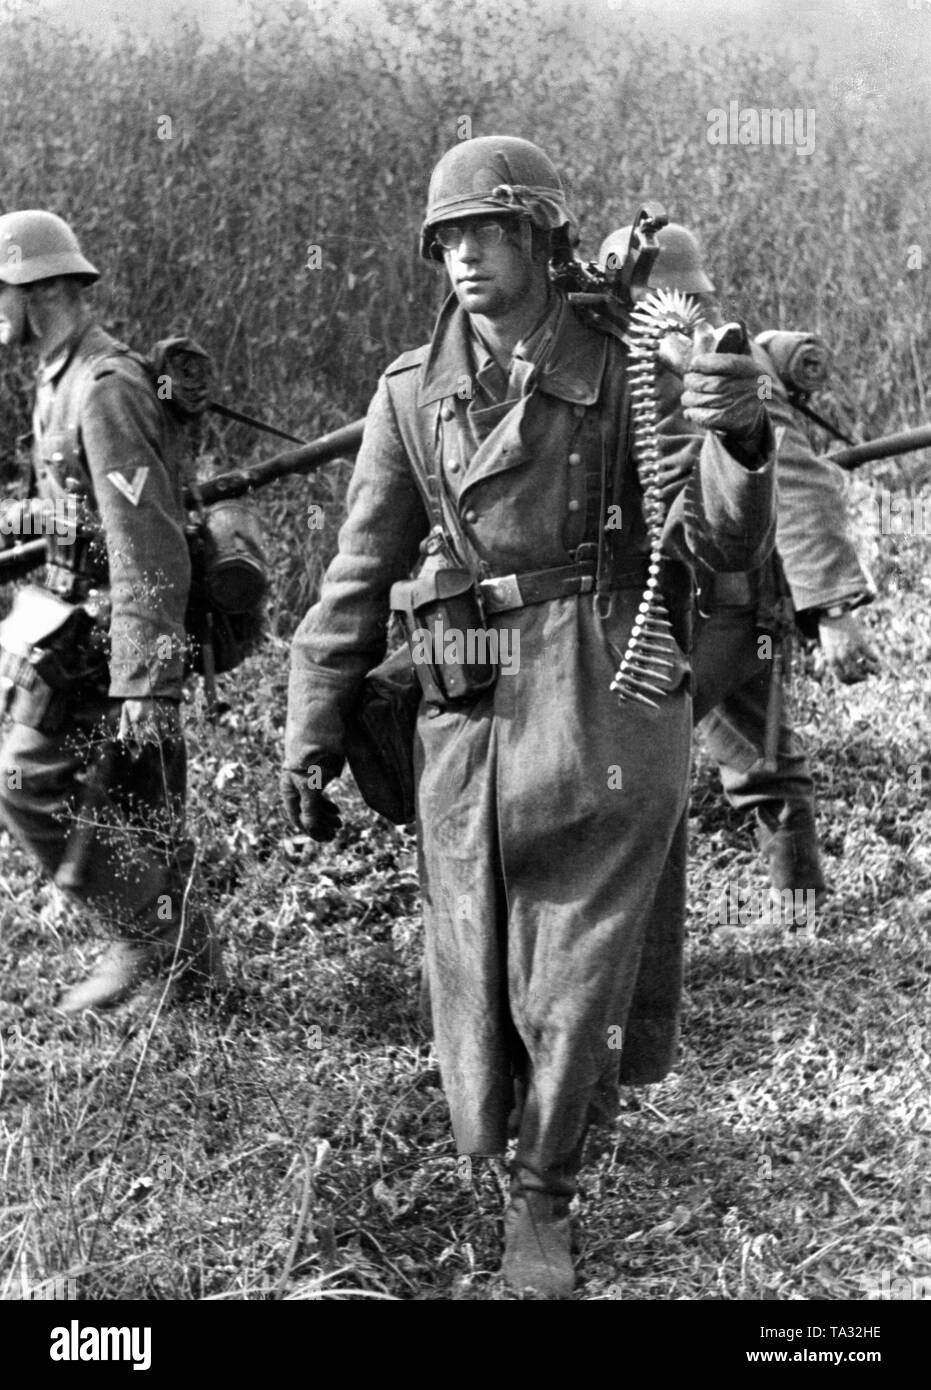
[755,329,832,394]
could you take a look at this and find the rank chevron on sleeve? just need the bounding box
[107,467,149,505]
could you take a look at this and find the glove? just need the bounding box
[280,770,342,842]
[682,352,767,453]
[817,612,880,684]
[117,697,183,748]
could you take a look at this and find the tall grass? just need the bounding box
[1,0,928,609]
[0,0,929,1304]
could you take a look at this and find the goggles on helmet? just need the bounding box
[431,217,519,252]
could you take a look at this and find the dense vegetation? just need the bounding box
[0,0,929,1301]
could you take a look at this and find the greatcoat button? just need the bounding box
[464,509,478,523]
[447,459,460,472]
[568,452,582,466]
[441,406,455,420]
[567,499,581,513]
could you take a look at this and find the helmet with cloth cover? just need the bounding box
[420,135,578,262]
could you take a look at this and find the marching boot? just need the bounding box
[57,939,167,1015]
[756,802,828,907]
[163,908,227,1002]
[501,1186,575,1299]
[57,913,226,1016]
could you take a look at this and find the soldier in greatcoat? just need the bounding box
[282,137,776,1296]
[599,224,878,906]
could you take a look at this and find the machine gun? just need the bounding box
[0,417,366,583]
[551,201,670,340]
[0,415,365,721]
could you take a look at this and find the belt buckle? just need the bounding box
[480,573,522,614]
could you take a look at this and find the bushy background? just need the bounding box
[0,0,929,1303]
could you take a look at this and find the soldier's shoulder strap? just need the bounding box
[383,345,428,378]
[86,340,154,386]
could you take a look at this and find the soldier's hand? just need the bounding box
[817,612,880,684]
[279,770,342,842]
[117,697,183,747]
[682,352,767,454]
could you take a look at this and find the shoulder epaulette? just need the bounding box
[384,346,428,378]
[89,345,151,383]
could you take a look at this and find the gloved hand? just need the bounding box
[682,351,767,453]
[280,769,342,842]
[117,697,183,747]
[817,612,880,684]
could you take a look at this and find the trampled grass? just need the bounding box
[0,1,929,1302]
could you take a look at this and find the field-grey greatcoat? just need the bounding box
[691,340,875,824]
[286,291,775,1186]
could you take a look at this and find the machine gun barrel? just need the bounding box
[0,417,367,579]
[193,418,365,506]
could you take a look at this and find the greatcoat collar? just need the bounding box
[417,290,608,409]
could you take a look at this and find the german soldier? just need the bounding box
[281,137,776,1296]
[599,223,878,905]
[0,210,224,1013]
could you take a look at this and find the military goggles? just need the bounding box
[432,218,517,252]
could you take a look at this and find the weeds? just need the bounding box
[0,1,929,1301]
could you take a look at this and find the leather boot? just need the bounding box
[57,940,167,1014]
[57,913,225,1015]
[167,909,227,1002]
[756,802,828,906]
[501,1187,575,1299]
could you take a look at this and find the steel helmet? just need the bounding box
[420,135,578,262]
[597,222,715,294]
[0,210,99,287]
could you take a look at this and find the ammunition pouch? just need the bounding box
[390,565,498,708]
[0,585,95,732]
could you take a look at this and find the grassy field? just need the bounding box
[0,0,930,1302]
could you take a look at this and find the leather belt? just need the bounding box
[480,556,649,615]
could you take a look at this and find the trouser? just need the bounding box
[691,606,813,816]
[0,694,196,947]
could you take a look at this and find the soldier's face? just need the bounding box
[441,219,538,320]
[0,283,27,349]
